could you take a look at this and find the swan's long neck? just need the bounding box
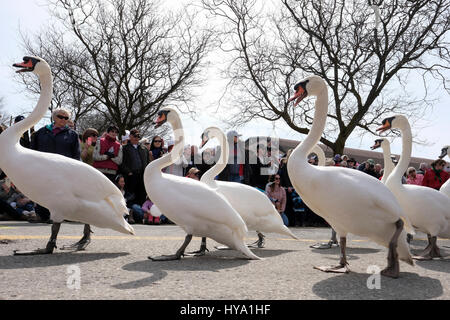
[381,141,394,183]
[145,114,184,178]
[6,70,52,143]
[292,88,328,163]
[386,120,412,188]
[201,129,228,183]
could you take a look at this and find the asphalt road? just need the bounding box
[0,221,449,300]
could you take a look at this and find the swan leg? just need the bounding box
[310,229,339,249]
[414,235,442,260]
[185,237,209,256]
[380,219,403,278]
[247,232,265,248]
[149,234,193,261]
[13,223,61,256]
[313,237,349,273]
[60,224,92,251]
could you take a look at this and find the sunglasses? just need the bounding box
[275,177,280,180]
[56,115,69,120]
[154,140,162,143]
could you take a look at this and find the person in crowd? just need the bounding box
[121,130,130,146]
[120,129,149,206]
[265,174,288,226]
[218,130,246,183]
[198,148,216,178]
[141,196,167,225]
[308,155,319,166]
[375,163,383,177]
[249,144,272,191]
[14,115,33,148]
[186,167,201,180]
[0,178,33,221]
[333,154,342,166]
[278,149,297,227]
[406,167,424,185]
[184,145,202,175]
[80,128,99,166]
[359,159,379,178]
[422,159,449,190]
[140,137,151,151]
[417,162,428,175]
[164,139,188,176]
[93,125,123,182]
[29,108,80,223]
[347,158,357,169]
[149,135,165,162]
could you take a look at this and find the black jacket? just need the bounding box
[30,125,80,160]
[120,143,150,175]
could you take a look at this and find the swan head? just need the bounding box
[200,127,222,148]
[370,138,385,150]
[376,115,408,133]
[154,109,172,128]
[289,75,326,106]
[13,56,50,75]
[439,145,449,159]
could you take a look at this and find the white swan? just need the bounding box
[187,126,297,254]
[378,115,450,259]
[143,108,260,261]
[370,138,395,184]
[1,56,134,255]
[438,145,450,197]
[287,75,413,278]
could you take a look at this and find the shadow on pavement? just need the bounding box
[0,252,129,269]
[415,259,450,274]
[113,249,293,290]
[312,272,443,300]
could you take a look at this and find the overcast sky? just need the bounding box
[1,0,449,161]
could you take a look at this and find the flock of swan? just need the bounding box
[0,56,449,279]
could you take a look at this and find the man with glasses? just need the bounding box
[120,129,149,206]
[29,108,80,223]
[93,125,123,182]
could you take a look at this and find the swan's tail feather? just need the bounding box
[278,225,298,240]
[234,239,262,260]
[105,195,135,235]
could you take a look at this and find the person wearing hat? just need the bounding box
[14,115,32,148]
[120,129,149,205]
[333,154,342,166]
[360,158,379,179]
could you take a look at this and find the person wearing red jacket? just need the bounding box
[93,125,123,182]
[422,159,449,190]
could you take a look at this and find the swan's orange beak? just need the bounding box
[13,59,34,73]
[376,122,391,134]
[288,86,307,106]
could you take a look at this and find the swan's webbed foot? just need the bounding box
[313,263,350,273]
[185,245,209,256]
[247,232,265,248]
[60,224,92,251]
[413,235,442,260]
[149,234,192,262]
[60,237,91,251]
[13,240,57,256]
[380,264,399,278]
[148,253,184,261]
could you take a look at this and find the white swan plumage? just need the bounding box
[287,75,413,277]
[378,115,450,259]
[371,138,395,184]
[143,108,260,260]
[200,126,298,241]
[1,56,134,255]
[438,145,449,197]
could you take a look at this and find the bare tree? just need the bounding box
[18,0,214,136]
[202,0,450,155]
[0,97,9,126]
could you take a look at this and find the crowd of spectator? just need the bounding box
[0,110,449,229]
